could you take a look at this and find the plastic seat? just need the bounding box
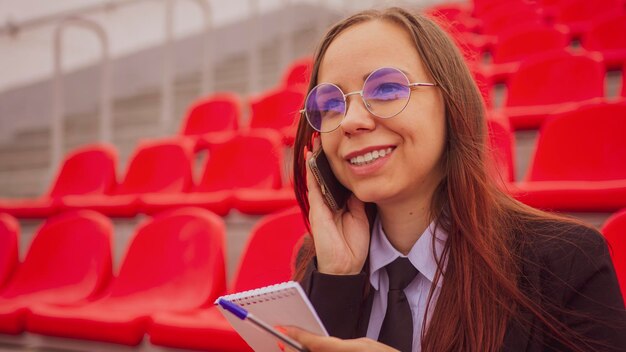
[26,207,227,346]
[281,57,313,91]
[582,14,626,69]
[146,130,285,216]
[149,207,307,352]
[248,88,304,145]
[222,131,292,215]
[482,25,570,83]
[233,186,297,215]
[553,0,623,37]
[487,119,515,183]
[0,214,19,292]
[512,101,626,211]
[477,1,544,37]
[0,144,117,218]
[0,210,112,334]
[472,0,528,18]
[623,69,626,97]
[179,92,241,149]
[503,50,606,130]
[62,139,194,217]
[601,209,626,303]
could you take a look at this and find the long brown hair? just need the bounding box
[292,7,605,352]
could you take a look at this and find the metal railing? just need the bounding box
[161,0,213,136]
[52,17,111,169]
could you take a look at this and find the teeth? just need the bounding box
[349,147,393,166]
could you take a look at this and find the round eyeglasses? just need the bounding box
[300,67,437,133]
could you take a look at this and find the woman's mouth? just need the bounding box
[348,147,395,166]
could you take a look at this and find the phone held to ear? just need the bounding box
[308,149,351,212]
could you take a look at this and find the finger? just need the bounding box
[312,134,321,152]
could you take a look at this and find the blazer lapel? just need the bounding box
[356,284,376,337]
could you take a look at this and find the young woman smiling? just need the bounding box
[286,6,626,352]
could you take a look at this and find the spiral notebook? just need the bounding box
[215,281,328,352]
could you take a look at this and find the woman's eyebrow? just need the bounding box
[361,67,411,81]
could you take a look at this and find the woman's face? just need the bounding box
[317,20,447,207]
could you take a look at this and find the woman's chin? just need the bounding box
[352,189,394,205]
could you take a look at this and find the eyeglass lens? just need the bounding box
[304,67,411,132]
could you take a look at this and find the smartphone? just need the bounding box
[308,149,351,212]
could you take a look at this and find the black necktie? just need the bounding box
[378,257,418,352]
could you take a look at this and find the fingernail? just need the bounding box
[275,327,287,351]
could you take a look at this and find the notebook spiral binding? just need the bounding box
[224,282,299,306]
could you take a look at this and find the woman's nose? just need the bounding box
[340,94,376,136]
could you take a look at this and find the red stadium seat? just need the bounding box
[477,1,544,36]
[0,214,19,292]
[62,139,194,217]
[483,24,570,83]
[601,209,626,302]
[512,101,626,211]
[623,69,626,97]
[503,50,606,130]
[0,210,112,334]
[0,144,117,218]
[26,207,227,346]
[553,0,624,37]
[248,88,304,145]
[223,131,292,215]
[472,0,515,17]
[142,130,284,216]
[281,57,313,90]
[179,92,241,149]
[582,15,626,69]
[232,187,297,215]
[149,207,307,352]
[487,119,515,183]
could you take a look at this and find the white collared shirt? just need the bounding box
[367,216,448,352]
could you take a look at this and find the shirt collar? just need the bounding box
[369,215,448,290]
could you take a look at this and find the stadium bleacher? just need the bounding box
[1,0,625,350]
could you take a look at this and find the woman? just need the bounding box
[285,6,626,352]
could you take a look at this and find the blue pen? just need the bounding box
[217,298,309,352]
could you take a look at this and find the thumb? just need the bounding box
[283,326,328,351]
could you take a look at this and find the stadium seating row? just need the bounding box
[429,0,626,45]
[4,99,625,217]
[0,207,307,351]
[186,48,625,142]
[180,57,310,149]
[0,130,297,218]
[0,206,624,350]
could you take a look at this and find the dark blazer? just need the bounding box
[298,220,626,351]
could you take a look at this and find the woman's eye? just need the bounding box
[323,99,343,112]
[371,83,405,99]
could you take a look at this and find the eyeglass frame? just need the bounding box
[299,67,438,133]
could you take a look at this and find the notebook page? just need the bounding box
[216,281,328,352]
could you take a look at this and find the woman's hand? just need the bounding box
[306,137,370,275]
[283,326,399,352]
